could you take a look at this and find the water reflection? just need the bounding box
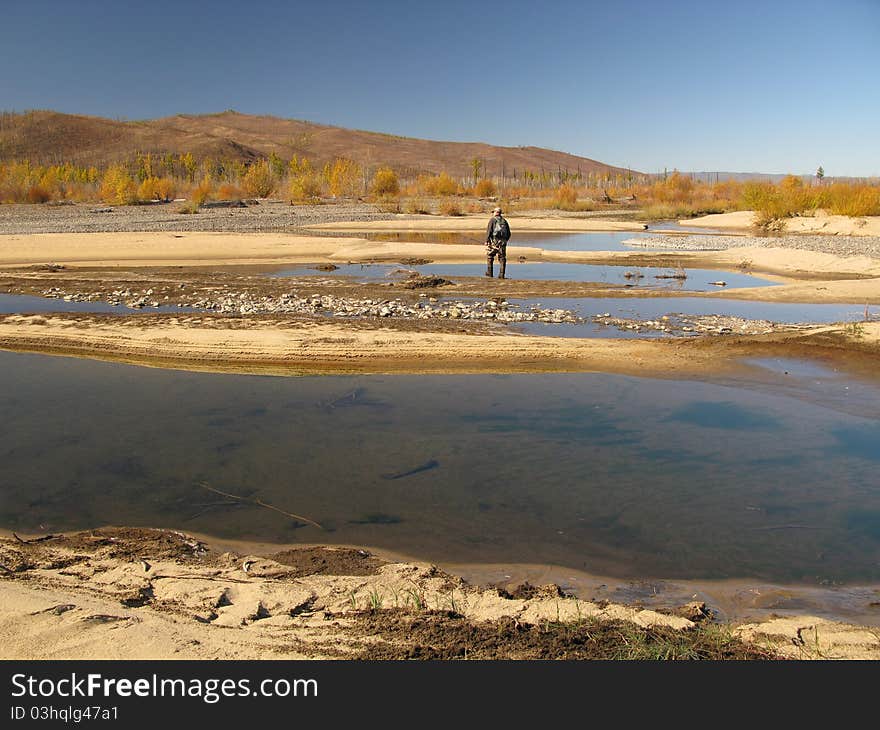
[0,351,878,586]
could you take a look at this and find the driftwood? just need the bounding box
[12,532,62,545]
[196,482,323,530]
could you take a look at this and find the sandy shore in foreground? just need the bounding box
[3,528,878,659]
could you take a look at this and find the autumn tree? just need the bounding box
[324,158,362,198]
[241,160,276,198]
[370,167,399,198]
[100,165,138,205]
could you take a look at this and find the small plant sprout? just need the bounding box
[368,588,384,610]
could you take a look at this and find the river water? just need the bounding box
[2,351,878,590]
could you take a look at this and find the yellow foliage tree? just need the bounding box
[137,176,176,202]
[178,153,197,182]
[289,172,323,202]
[370,167,399,198]
[241,160,276,198]
[325,158,362,198]
[100,165,138,205]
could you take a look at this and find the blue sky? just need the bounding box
[1,0,877,176]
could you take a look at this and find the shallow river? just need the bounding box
[2,351,878,591]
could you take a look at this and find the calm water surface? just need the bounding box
[0,294,193,315]
[273,262,775,291]
[363,230,660,251]
[1,351,879,586]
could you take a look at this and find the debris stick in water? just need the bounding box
[196,482,323,530]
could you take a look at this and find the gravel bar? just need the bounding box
[624,233,880,259]
[0,200,397,235]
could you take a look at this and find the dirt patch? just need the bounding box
[348,610,777,660]
[400,274,454,289]
[269,546,384,576]
[7,527,213,567]
[496,582,566,600]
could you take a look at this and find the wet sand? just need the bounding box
[0,313,877,380]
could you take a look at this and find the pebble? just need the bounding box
[0,200,398,235]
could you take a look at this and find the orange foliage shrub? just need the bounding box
[26,185,51,203]
[439,200,462,216]
[419,172,460,197]
[217,183,243,200]
[137,176,176,202]
[474,179,497,197]
[191,175,214,206]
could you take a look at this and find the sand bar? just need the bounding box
[0,314,876,380]
[680,210,880,236]
[307,215,646,232]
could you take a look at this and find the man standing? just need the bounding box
[485,206,511,279]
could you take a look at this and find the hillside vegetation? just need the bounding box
[1,111,877,227]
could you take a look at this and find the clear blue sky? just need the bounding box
[1,0,877,176]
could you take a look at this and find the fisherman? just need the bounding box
[485,206,511,279]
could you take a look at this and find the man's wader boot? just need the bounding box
[498,254,506,279]
[486,255,494,277]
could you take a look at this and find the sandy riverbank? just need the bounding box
[0,313,877,380]
[0,223,878,376]
[3,528,878,659]
[4,230,880,301]
[680,210,880,236]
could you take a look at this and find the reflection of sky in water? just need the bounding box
[362,228,746,250]
[362,230,662,251]
[1,350,879,587]
[665,401,782,430]
[509,297,870,339]
[0,293,194,315]
[272,262,776,290]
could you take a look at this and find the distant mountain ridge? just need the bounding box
[682,171,873,183]
[0,110,636,180]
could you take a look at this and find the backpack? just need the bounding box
[492,216,510,240]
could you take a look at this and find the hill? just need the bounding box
[0,110,634,180]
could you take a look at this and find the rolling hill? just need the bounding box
[0,109,635,180]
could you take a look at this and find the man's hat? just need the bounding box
[493,207,502,214]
